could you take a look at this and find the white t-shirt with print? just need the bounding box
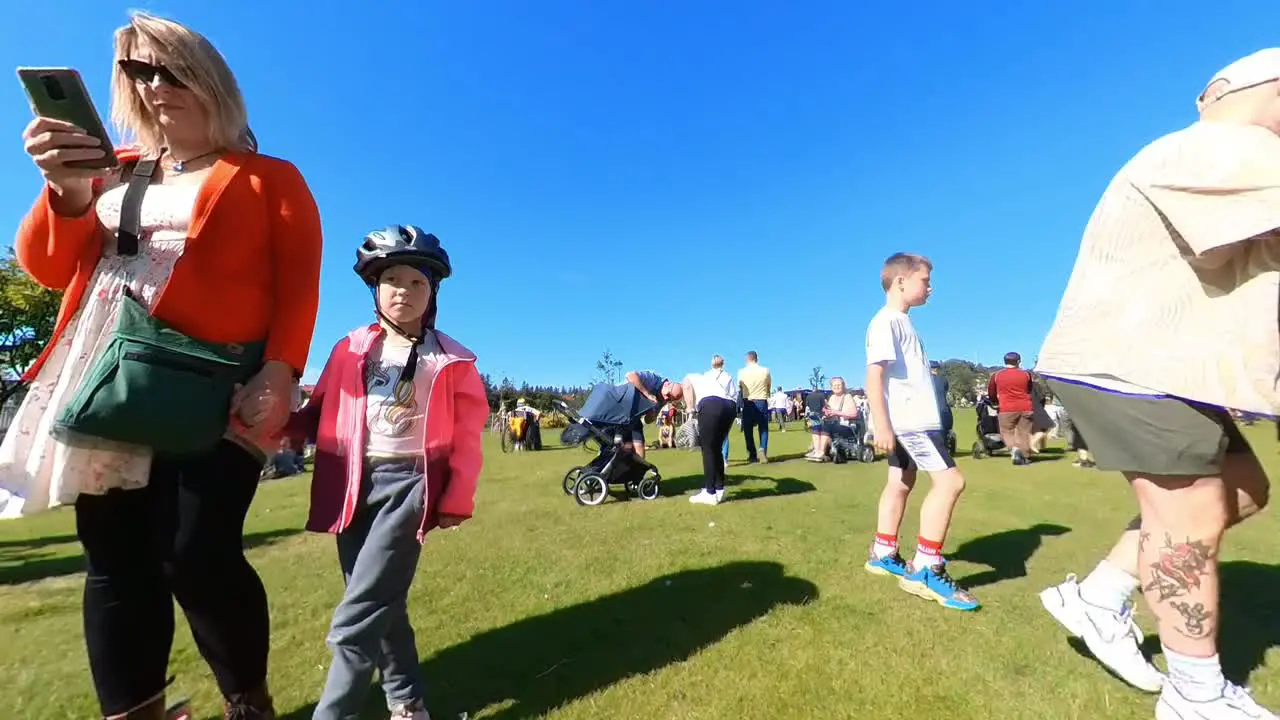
[364,334,441,458]
[865,306,941,434]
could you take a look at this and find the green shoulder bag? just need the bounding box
[54,159,265,456]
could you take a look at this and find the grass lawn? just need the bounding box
[2,409,1278,719]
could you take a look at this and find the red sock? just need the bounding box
[914,536,944,566]
[871,532,898,558]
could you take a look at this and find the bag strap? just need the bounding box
[116,159,158,257]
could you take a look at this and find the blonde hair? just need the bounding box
[111,12,251,155]
[880,252,932,291]
[711,355,725,369]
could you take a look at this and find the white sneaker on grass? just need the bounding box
[1039,574,1164,693]
[1157,681,1276,719]
[689,490,721,505]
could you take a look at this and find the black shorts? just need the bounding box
[628,417,645,444]
[886,430,956,473]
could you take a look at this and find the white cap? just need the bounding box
[1198,49,1280,109]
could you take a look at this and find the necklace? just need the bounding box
[166,149,220,173]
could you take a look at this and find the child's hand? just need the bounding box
[438,514,467,530]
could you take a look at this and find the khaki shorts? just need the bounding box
[1045,379,1251,476]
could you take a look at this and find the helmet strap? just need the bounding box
[370,287,424,383]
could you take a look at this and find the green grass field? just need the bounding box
[1,409,1277,719]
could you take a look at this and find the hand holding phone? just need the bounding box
[17,67,116,197]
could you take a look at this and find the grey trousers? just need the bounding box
[313,459,426,720]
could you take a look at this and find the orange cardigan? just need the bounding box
[15,151,323,380]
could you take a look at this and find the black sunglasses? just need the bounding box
[117,59,187,89]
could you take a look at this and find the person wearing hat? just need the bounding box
[929,361,955,453]
[1034,49,1280,718]
[986,352,1035,466]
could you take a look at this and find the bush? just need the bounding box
[540,411,570,429]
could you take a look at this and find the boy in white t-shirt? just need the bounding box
[862,253,979,612]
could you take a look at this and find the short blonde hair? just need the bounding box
[711,354,725,369]
[111,12,251,155]
[880,252,932,291]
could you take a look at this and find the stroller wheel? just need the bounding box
[638,472,661,500]
[859,446,875,463]
[574,472,609,507]
[971,441,984,459]
[563,467,584,495]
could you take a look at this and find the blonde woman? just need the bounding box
[5,12,322,720]
[679,355,738,505]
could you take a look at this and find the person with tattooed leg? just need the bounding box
[1035,49,1280,720]
[1040,451,1268,694]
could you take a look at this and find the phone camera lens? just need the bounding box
[39,74,67,102]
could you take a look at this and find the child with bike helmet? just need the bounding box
[286,225,487,720]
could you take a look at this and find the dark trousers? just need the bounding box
[75,440,269,715]
[741,399,770,460]
[697,397,737,493]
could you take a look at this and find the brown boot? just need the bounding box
[223,685,276,720]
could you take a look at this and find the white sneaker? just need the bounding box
[1039,574,1164,693]
[390,700,431,720]
[714,489,726,503]
[1157,681,1276,719]
[689,490,720,505]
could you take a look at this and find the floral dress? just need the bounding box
[0,183,200,518]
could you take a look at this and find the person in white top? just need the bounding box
[1033,51,1280,718]
[863,253,979,613]
[678,355,738,505]
[769,387,790,430]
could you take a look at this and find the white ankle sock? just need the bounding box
[1078,559,1139,614]
[911,549,943,569]
[1164,646,1225,702]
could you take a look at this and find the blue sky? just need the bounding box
[3,2,1278,389]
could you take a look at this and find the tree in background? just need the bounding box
[594,349,623,386]
[938,359,985,406]
[808,366,826,390]
[0,249,60,404]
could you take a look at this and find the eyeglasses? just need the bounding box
[117,59,188,89]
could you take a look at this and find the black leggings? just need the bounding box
[75,440,269,715]
[696,397,737,493]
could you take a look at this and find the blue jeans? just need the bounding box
[742,399,770,460]
[314,459,426,719]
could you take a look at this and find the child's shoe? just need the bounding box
[864,549,908,578]
[899,561,981,611]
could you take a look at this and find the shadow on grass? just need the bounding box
[1123,560,1280,685]
[0,527,303,586]
[281,561,818,720]
[659,474,816,501]
[949,523,1071,589]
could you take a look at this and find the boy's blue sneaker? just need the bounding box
[864,549,908,578]
[899,561,981,611]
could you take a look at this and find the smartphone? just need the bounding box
[16,67,117,169]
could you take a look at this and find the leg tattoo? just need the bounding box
[1170,601,1213,639]
[1142,533,1214,602]
[1142,533,1216,638]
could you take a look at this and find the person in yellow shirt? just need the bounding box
[736,351,772,463]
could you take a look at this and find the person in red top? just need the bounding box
[986,352,1035,466]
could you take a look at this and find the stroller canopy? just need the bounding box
[580,382,658,426]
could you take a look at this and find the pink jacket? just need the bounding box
[287,324,487,542]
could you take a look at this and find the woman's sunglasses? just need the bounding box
[117,59,188,89]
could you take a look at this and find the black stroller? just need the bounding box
[557,383,663,506]
[970,397,1007,459]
